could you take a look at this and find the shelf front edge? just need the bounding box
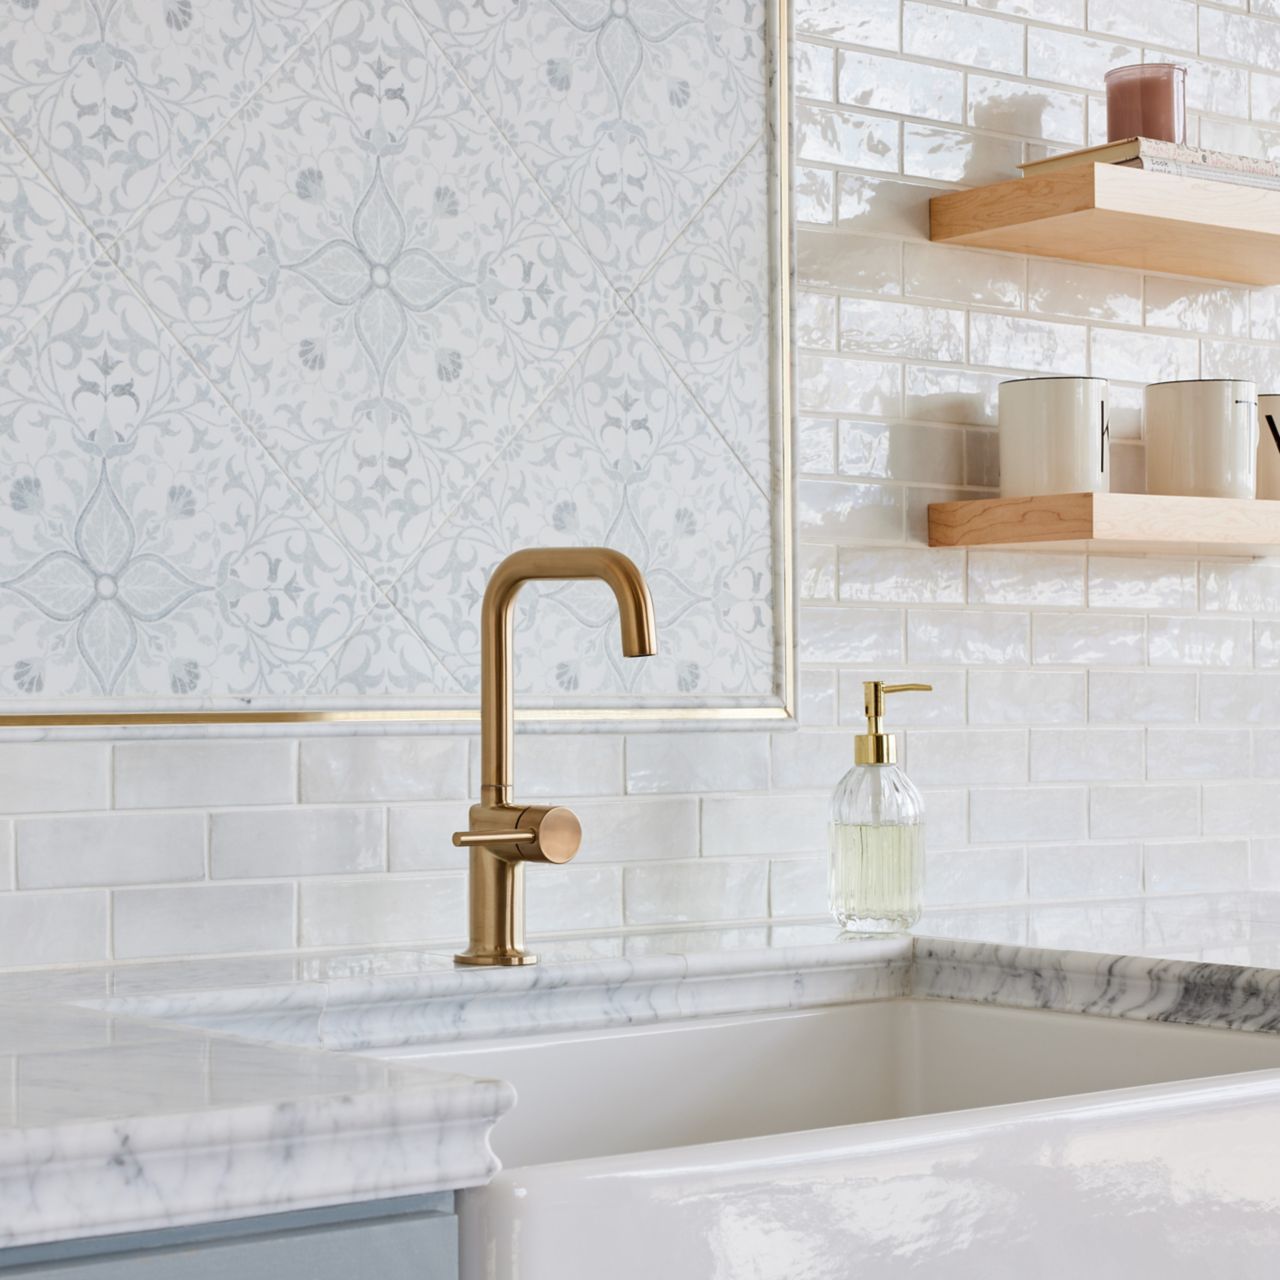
[929,494,1098,548]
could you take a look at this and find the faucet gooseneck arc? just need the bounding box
[452,547,657,967]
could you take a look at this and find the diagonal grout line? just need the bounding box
[622,137,774,504]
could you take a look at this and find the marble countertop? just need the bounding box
[5,891,1280,1250]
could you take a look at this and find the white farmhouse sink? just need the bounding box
[382,999,1280,1279]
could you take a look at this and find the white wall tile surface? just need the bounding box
[3,0,1280,966]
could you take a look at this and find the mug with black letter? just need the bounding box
[998,377,1110,498]
[1259,395,1280,501]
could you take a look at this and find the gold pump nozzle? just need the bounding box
[855,681,933,765]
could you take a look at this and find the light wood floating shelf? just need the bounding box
[930,164,1280,285]
[929,493,1280,557]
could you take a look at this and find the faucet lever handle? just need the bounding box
[452,829,535,848]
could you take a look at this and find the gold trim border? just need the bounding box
[2,6,795,731]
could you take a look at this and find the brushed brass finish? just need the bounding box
[854,681,933,766]
[453,548,656,966]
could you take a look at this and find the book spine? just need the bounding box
[1137,140,1280,179]
[1138,156,1280,191]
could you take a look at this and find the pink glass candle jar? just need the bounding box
[1105,63,1187,144]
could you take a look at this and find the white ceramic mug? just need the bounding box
[998,377,1109,498]
[1259,394,1280,501]
[1144,380,1257,499]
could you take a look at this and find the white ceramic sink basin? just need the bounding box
[382,999,1280,1278]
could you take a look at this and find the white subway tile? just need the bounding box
[970,786,1088,843]
[974,0,1081,24]
[922,789,970,850]
[16,813,204,889]
[966,428,1000,488]
[797,0,899,48]
[701,794,829,858]
[1089,671,1197,723]
[925,847,1026,906]
[388,803,466,872]
[796,166,834,223]
[968,551,1085,606]
[570,798,700,862]
[1090,784,1198,840]
[902,124,1024,185]
[1200,674,1280,724]
[211,807,383,879]
[1087,557,1197,610]
[840,298,966,362]
[299,874,463,948]
[1201,562,1280,614]
[1089,327,1199,383]
[625,860,769,925]
[0,745,109,815]
[1200,8,1280,67]
[299,737,467,803]
[796,104,899,170]
[905,364,1003,426]
[795,41,835,100]
[903,2,1025,73]
[1254,729,1280,777]
[626,732,770,794]
[838,419,966,483]
[799,476,907,542]
[839,547,965,604]
[800,417,837,477]
[1027,260,1142,324]
[115,741,294,810]
[1258,621,1280,669]
[1148,616,1253,668]
[1033,613,1145,665]
[800,545,837,601]
[1145,278,1249,336]
[1145,840,1250,894]
[1028,843,1141,900]
[799,669,838,726]
[1178,56,1248,118]
[799,355,902,415]
[1027,29,1138,87]
[1252,839,1280,890]
[484,734,625,799]
[0,891,107,967]
[970,312,1088,373]
[797,290,837,349]
[1030,728,1144,782]
[839,669,967,725]
[771,730,854,792]
[1204,783,1280,837]
[904,242,1025,307]
[909,608,1029,664]
[839,49,964,123]
[526,864,623,934]
[968,670,1088,724]
[837,173,936,239]
[115,884,295,959]
[907,729,1027,786]
[1148,728,1252,781]
[770,857,827,918]
[798,230,901,295]
[966,75,1086,145]
[1253,71,1280,125]
[802,607,905,664]
[1088,0,1196,49]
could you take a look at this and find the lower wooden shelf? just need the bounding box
[928,493,1280,557]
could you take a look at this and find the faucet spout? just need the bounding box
[480,547,657,807]
[455,547,657,967]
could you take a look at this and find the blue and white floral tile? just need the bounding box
[0,128,96,355]
[404,311,775,700]
[122,0,618,583]
[412,0,769,296]
[629,139,773,488]
[0,266,377,701]
[307,584,462,697]
[0,0,325,242]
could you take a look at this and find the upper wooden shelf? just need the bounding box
[930,164,1280,285]
[929,493,1280,557]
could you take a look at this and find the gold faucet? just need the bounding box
[452,547,657,967]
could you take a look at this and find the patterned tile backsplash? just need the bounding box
[0,0,783,711]
[3,0,1280,968]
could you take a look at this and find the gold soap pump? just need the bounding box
[831,680,932,934]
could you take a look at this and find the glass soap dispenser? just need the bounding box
[829,680,932,935]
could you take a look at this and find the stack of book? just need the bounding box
[1019,137,1280,192]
